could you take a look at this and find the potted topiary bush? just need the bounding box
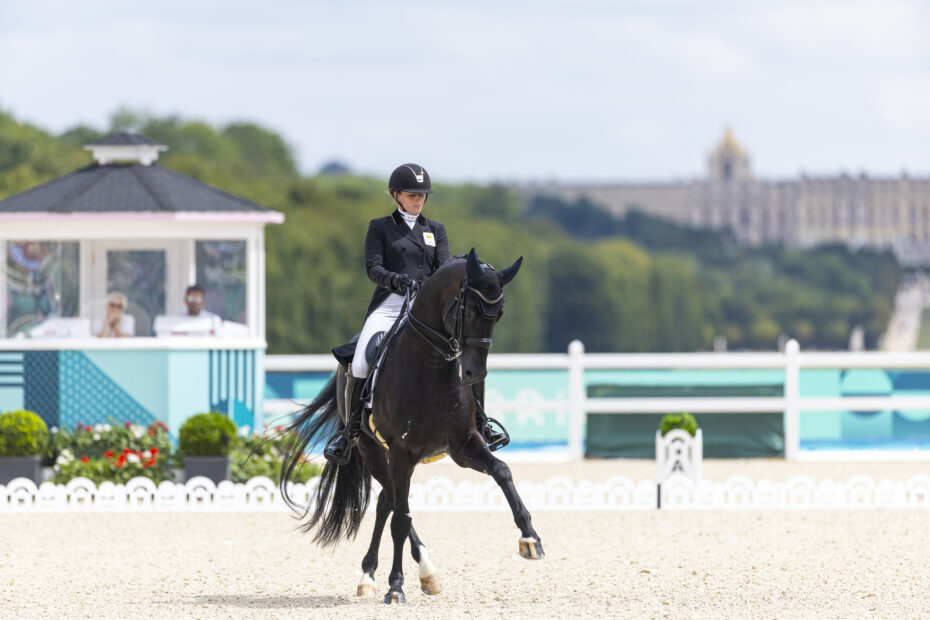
[179,412,238,483]
[0,410,50,484]
[659,412,699,438]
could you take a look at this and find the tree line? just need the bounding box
[0,107,900,353]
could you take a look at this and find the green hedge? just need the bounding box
[0,410,49,457]
[179,412,238,457]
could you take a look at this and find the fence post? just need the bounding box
[568,340,585,461]
[783,339,800,461]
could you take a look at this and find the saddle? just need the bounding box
[331,322,402,405]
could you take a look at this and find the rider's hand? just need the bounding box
[391,273,419,294]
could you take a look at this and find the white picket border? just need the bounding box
[2,473,930,513]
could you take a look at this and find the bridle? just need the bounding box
[405,278,502,363]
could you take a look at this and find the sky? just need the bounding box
[1,0,929,183]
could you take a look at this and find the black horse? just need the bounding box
[280,249,544,604]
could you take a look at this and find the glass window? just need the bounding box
[5,241,79,336]
[107,250,166,337]
[196,241,246,323]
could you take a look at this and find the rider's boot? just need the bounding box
[324,374,364,465]
[474,382,509,452]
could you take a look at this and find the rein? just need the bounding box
[405,278,501,363]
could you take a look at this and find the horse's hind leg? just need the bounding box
[451,434,545,560]
[356,486,440,596]
[357,489,390,596]
[408,525,441,595]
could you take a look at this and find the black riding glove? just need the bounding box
[391,273,419,294]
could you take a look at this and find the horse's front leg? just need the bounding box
[452,434,545,560]
[385,449,417,604]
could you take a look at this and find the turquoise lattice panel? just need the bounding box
[58,351,156,431]
[23,351,59,428]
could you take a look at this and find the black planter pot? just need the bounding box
[183,456,230,484]
[0,456,42,485]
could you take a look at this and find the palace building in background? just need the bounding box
[533,129,930,266]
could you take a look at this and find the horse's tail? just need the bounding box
[279,374,372,546]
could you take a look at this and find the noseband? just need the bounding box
[406,278,502,363]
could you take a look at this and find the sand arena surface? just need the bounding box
[2,460,929,618]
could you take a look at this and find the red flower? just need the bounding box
[145,459,156,468]
[81,455,89,463]
[104,450,115,459]
[116,453,126,465]
[147,429,155,436]
[114,460,123,468]
[125,421,132,428]
[123,447,131,455]
[84,426,92,432]
[150,447,159,456]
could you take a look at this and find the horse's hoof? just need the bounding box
[357,572,376,596]
[420,574,442,595]
[384,590,406,604]
[519,538,545,560]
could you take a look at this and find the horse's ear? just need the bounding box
[499,256,523,286]
[466,248,485,282]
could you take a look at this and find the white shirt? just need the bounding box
[189,309,220,320]
[92,314,136,337]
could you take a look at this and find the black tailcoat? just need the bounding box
[364,210,449,317]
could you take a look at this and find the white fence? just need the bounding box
[4,474,930,512]
[265,340,930,462]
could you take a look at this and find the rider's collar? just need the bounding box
[393,209,424,228]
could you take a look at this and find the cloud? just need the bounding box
[1,0,929,179]
[875,75,930,135]
[761,0,929,62]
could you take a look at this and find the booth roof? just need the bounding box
[0,162,282,218]
[88,131,164,147]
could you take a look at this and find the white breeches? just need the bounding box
[351,293,405,378]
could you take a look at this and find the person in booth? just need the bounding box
[184,284,220,320]
[94,292,135,338]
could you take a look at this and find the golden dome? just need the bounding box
[715,126,745,156]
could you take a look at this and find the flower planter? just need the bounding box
[0,456,42,485]
[183,456,230,483]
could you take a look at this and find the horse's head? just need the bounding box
[413,248,522,385]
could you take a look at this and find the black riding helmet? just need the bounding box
[389,163,434,195]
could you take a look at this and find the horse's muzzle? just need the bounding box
[461,366,486,386]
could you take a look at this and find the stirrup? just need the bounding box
[483,417,510,452]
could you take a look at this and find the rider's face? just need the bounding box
[395,191,426,216]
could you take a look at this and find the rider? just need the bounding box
[324,163,506,464]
